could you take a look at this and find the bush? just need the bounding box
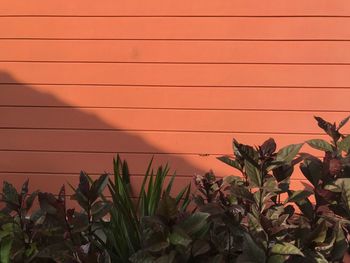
[1,116,350,262]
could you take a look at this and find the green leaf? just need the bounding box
[145,241,169,253]
[306,139,333,152]
[20,179,29,201]
[155,251,176,263]
[78,171,90,197]
[233,140,259,165]
[70,184,89,212]
[231,185,254,202]
[270,242,304,256]
[260,138,277,156]
[276,143,303,164]
[179,212,209,237]
[247,213,268,249]
[89,173,109,203]
[25,190,39,211]
[238,232,266,263]
[245,159,261,187]
[328,178,350,215]
[300,158,323,187]
[267,255,286,263]
[217,156,242,171]
[91,201,111,220]
[169,227,192,247]
[156,195,178,220]
[338,115,350,130]
[337,135,350,153]
[314,116,341,142]
[38,192,58,215]
[295,198,314,221]
[303,251,328,263]
[0,236,12,263]
[331,222,348,261]
[129,251,155,263]
[285,190,313,204]
[310,220,327,243]
[2,181,19,207]
[191,240,211,257]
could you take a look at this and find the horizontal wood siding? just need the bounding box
[1,1,350,16]
[0,1,349,198]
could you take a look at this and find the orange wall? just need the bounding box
[1,0,350,196]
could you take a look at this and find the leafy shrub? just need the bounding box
[103,155,190,262]
[1,117,350,262]
[0,155,189,262]
[0,173,110,263]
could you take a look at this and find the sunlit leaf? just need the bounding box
[245,159,261,187]
[270,242,304,256]
[306,139,333,152]
[276,143,303,164]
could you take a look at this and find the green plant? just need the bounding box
[103,155,191,262]
[0,173,110,263]
[130,194,211,263]
[2,117,350,262]
[0,180,40,262]
[218,138,305,262]
[286,116,350,262]
[193,171,245,262]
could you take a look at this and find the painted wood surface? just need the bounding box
[0,1,349,197]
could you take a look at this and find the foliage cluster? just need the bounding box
[1,116,350,262]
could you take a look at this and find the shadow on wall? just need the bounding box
[0,71,219,195]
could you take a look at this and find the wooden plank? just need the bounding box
[0,151,234,177]
[1,85,350,111]
[0,129,331,156]
[2,40,350,63]
[0,172,311,197]
[0,107,349,134]
[2,63,350,87]
[0,150,310,180]
[1,17,350,40]
[1,0,350,16]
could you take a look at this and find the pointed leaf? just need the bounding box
[337,135,350,153]
[295,198,314,221]
[217,156,242,171]
[239,232,266,263]
[300,158,323,187]
[157,195,178,220]
[38,192,58,215]
[179,212,209,237]
[0,236,13,263]
[245,159,261,187]
[276,143,303,164]
[2,181,19,207]
[285,190,313,204]
[89,173,109,203]
[306,139,333,152]
[91,201,111,220]
[169,227,192,247]
[331,222,348,261]
[78,171,90,197]
[260,138,277,156]
[20,179,29,202]
[25,190,39,211]
[267,255,286,263]
[310,220,327,243]
[338,115,350,130]
[58,185,65,203]
[314,116,341,142]
[270,242,304,256]
[70,182,89,212]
